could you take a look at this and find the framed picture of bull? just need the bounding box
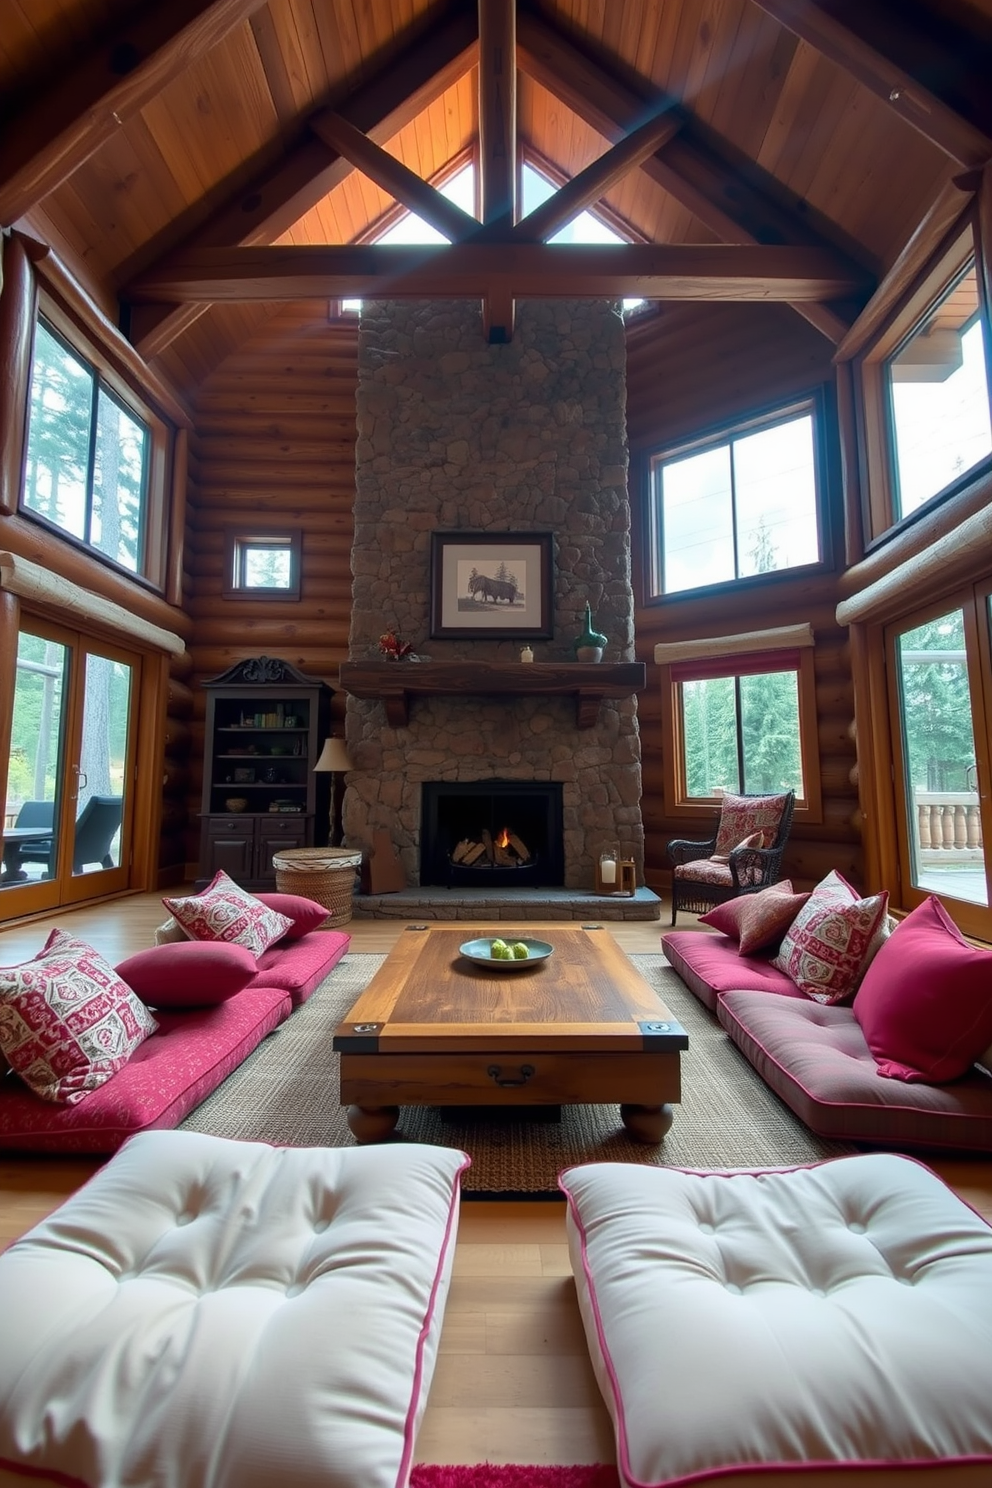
[430,530,555,640]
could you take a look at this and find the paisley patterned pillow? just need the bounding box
[0,929,157,1104]
[163,869,293,958]
[713,793,791,857]
[772,871,889,1004]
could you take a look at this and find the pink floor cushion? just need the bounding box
[560,1154,992,1488]
[717,989,992,1152]
[116,940,260,1007]
[0,1131,468,1488]
[252,929,350,1006]
[0,986,290,1154]
[662,930,804,1013]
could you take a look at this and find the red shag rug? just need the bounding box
[410,1469,620,1487]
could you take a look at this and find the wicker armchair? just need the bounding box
[668,790,795,925]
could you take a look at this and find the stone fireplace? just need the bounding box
[420,780,565,888]
[341,297,644,891]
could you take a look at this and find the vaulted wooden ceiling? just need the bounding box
[2,0,989,392]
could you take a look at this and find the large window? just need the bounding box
[887,264,991,520]
[649,403,822,597]
[22,320,150,574]
[888,586,992,937]
[659,640,821,822]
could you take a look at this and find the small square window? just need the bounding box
[224,529,301,600]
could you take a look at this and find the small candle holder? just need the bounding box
[595,847,637,896]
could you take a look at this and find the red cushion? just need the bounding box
[115,941,259,1007]
[254,892,328,940]
[700,881,810,954]
[853,896,992,1083]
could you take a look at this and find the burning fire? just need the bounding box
[496,826,511,849]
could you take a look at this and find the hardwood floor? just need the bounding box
[1,891,991,1467]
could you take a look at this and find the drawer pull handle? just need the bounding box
[487,1063,535,1088]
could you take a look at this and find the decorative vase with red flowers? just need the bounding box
[379,628,414,661]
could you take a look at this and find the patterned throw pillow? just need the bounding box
[163,869,294,957]
[713,793,790,858]
[772,869,889,1004]
[700,881,811,955]
[0,929,158,1104]
[710,830,767,865]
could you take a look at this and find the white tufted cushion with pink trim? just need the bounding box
[561,1154,992,1488]
[0,1130,469,1488]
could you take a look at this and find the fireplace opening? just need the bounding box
[420,781,564,887]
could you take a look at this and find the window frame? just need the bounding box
[659,646,823,826]
[223,527,302,601]
[644,391,832,604]
[884,581,992,941]
[19,298,171,591]
[856,221,992,549]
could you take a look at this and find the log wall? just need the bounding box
[626,301,864,893]
[183,302,358,870]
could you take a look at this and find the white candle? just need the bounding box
[600,856,616,884]
[520,645,534,662]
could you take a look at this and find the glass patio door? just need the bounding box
[1,619,139,914]
[887,584,992,939]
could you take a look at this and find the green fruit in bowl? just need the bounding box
[511,942,529,959]
[490,938,510,960]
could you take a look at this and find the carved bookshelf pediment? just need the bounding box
[337,660,646,728]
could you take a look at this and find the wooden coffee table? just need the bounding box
[333,925,688,1144]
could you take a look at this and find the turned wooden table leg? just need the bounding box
[620,1103,673,1143]
[347,1104,400,1143]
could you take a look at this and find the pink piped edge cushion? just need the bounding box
[700,880,811,955]
[115,941,259,1008]
[772,868,889,1005]
[853,895,992,1083]
[559,1155,992,1487]
[163,869,293,958]
[0,929,157,1105]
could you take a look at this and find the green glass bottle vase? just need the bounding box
[573,603,607,662]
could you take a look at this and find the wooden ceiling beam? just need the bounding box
[310,113,479,242]
[122,5,478,358]
[511,109,681,242]
[516,9,869,343]
[478,0,517,228]
[749,0,992,169]
[0,0,268,227]
[127,242,870,303]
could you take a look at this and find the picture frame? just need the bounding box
[430,531,554,640]
[232,767,256,784]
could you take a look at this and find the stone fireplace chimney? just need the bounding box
[343,298,644,889]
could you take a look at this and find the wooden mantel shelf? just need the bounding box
[337,660,647,728]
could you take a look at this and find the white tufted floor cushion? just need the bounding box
[560,1154,992,1488]
[0,1130,469,1488]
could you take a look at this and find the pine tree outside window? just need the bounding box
[22,321,149,574]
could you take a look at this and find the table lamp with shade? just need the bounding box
[313,736,353,845]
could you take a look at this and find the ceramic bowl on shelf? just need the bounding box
[224,797,248,813]
[459,936,553,970]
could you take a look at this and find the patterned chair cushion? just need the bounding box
[712,792,791,857]
[672,857,735,887]
[0,929,157,1104]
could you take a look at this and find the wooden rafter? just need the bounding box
[310,113,479,242]
[126,242,870,303]
[511,109,681,242]
[0,0,268,227]
[750,0,992,169]
[516,10,870,343]
[478,0,517,229]
[121,7,478,358]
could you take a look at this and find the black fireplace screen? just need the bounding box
[420,781,564,887]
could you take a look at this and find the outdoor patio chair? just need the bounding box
[668,790,795,925]
[13,799,55,870]
[72,794,123,873]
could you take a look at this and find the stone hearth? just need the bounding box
[341,298,650,912]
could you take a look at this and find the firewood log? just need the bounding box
[462,841,487,865]
[452,838,473,863]
[482,828,494,862]
[507,831,531,862]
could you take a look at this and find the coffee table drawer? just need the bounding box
[339,1051,681,1106]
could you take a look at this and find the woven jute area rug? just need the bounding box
[180,953,853,1195]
